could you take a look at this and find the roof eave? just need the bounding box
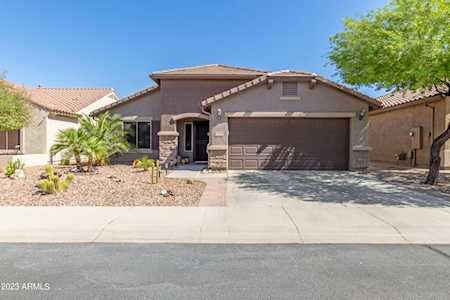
[90,86,160,116]
[149,73,264,81]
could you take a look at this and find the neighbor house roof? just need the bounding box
[201,71,379,107]
[376,87,444,109]
[150,64,266,81]
[26,87,114,116]
[91,86,160,116]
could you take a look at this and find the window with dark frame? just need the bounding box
[0,130,20,151]
[138,122,151,149]
[184,123,192,151]
[123,121,151,149]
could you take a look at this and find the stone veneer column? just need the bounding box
[207,145,228,170]
[158,131,179,166]
[351,147,370,170]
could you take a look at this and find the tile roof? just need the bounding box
[91,86,160,116]
[377,87,443,109]
[202,71,379,107]
[25,87,114,115]
[150,64,266,79]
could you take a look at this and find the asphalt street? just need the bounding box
[0,244,449,300]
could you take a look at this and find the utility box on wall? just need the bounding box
[410,126,423,150]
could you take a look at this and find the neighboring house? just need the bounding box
[0,84,118,167]
[369,88,450,168]
[93,64,378,170]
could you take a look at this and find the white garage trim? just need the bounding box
[225,112,356,118]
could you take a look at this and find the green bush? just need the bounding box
[4,159,25,177]
[60,157,71,166]
[37,165,75,194]
[134,156,155,171]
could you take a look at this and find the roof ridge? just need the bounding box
[36,87,113,90]
[268,69,315,76]
[152,64,221,74]
[151,64,267,75]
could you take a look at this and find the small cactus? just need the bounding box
[37,165,75,194]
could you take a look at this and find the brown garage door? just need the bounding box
[228,118,349,170]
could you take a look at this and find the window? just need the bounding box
[282,81,298,97]
[138,122,151,149]
[0,130,20,151]
[124,121,151,149]
[184,122,193,152]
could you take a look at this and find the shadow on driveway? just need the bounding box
[228,170,450,207]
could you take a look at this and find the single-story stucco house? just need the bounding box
[369,87,450,168]
[0,83,118,167]
[93,64,379,170]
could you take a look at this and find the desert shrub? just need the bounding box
[4,159,25,177]
[60,157,71,166]
[133,156,155,171]
[132,159,141,168]
[37,165,75,194]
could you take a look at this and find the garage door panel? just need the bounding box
[228,118,349,170]
[229,146,243,155]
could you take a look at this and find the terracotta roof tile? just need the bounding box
[377,87,443,109]
[151,64,266,78]
[26,87,114,114]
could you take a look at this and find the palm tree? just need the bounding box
[51,128,86,170]
[81,136,108,172]
[79,113,129,165]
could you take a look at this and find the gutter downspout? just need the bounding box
[425,103,436,168]
[425,103,436,140]
[200,104,211,117]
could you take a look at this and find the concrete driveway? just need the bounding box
[227,170,450,208]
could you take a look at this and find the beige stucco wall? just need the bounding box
[209,80,370,170]
[22,105,48,154]
[369,96,447,167]
[159,79,247,132]
[108,91,162,120]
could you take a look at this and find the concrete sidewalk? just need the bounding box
[1,205,449,244]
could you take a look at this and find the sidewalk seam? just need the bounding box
[282,207,304,243]
[357,207,411,243]
[90,217,118,243]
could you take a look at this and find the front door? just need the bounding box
[194,121,209,161]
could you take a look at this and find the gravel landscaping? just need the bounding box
[0,165,205,206]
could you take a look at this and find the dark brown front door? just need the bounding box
[228,118,349,170]
[194,121,209,161]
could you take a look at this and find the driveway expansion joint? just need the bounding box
[282,206,304,243]
[356,207,411,243]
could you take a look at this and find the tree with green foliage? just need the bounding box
[0,79,31,131]
[328,0,450,184]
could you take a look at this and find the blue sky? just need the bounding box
[0,0,388,98]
